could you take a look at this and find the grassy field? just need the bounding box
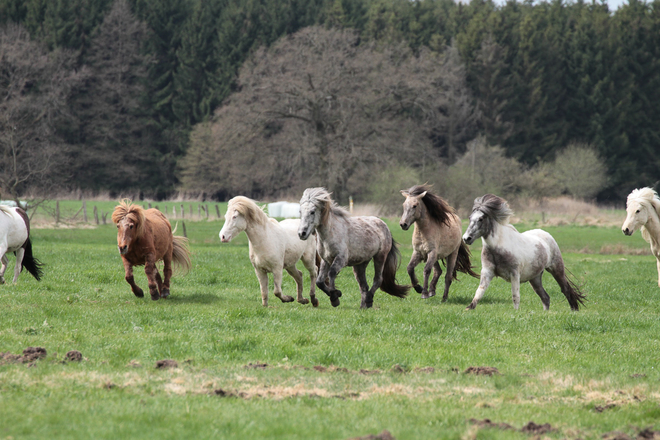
[1,213,659,439]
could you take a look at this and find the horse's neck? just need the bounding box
[244,219,273,250]
[317,211,340,242]
[643,209,660,250]
[482,221,516,249]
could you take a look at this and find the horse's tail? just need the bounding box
[172,235,192,276]
[563,269,587,311]
[380,239,410,298]
[452,242,480,280]
[20,237,44,281]
[315,251,322,271]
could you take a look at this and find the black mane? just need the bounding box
[407,184,454,227]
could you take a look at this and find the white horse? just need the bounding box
[298,187,409,309]
[462,194,585,311]
[219,196,318,307]
[0,205,43,283]
[622,187,660,286]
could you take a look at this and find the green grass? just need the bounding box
[1,219,659,439]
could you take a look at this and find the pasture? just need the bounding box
[1,214,659,439]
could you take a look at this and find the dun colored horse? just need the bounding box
[400,184,478,300]
[0,205,44,283]
[298,187,409,308]
[112,200,191,300]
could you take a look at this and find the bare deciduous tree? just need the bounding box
[0,24,85,201]
[180,26,479,203]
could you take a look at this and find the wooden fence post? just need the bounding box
[180,204,185,218]
[83,201,88,223]
[216,205,221,219]
[182,221,187,238]
[93,206,99,225]
[56,201,60,224]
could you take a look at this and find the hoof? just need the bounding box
[280,295,295,303]
[311,297,319,307]
[441,294,448,302]
[298,298,310,305]
[150,288,160,301]
[133,288,144,298]
[360,302,373,309]
[465,303,476,310]
[330,296,340,307]
[414,285,423,293]
[160,288,170,299]
[421,291,436,299]
[0,277,5,285]
[150,294,160,301]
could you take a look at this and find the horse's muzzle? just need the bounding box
[118,245,128,255]
[400,222,409,231]
[622,228,633,236]
[463,235,474,245]
[298,230,310,241]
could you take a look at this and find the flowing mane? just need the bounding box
[627,187,660,244]
[300,187,349,227]
[0,205,12,215]
[227,196,269,225]
[472,194,514,224]
[111,199,146,239]
[405,184,454,226]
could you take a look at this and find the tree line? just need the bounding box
[0,0,658,203]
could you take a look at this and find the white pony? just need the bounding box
[0,205,43,283]
[462,194,585,311]
[622,187,660,286]
[219,196,318,307]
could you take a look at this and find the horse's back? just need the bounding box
[145,209,173,256]
[345,216,391,264]
[0,207,28,251]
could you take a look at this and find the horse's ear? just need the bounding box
[400,190,409,197]
[419,191,428,199]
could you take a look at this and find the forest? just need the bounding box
[1,0,658,205]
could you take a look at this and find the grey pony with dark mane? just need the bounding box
[400,184,478,301]
[463,194,586,311]
[298,187,409,308]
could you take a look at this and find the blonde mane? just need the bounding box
[111,199,146,238]
[227,196,269,225]
[0,205,12,215]
[627,187,660,243]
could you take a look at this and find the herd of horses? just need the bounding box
[1,186,660,311]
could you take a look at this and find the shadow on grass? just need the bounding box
[169,293,221,304]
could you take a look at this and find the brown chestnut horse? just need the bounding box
[112,200,191,300]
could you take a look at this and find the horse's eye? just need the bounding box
[636,209,640,213]
[116,224,119,229]
[130,225,133,229]
[310,210,315,215]
[477,218,483,223]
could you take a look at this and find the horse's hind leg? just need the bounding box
[366,252,387,306]
[301,252,319,307]
[407,251,423,293]
[144,259,160,301]
[547,261,583,311]
[273,268,295,304]
[160,255,172,298]
[285,265,309,305]
[0,253,8,284]
[122,258,144,298]
[13,247,25,283]
[442,249,459,302]
[353,262,371,309]
[529,275,550,311]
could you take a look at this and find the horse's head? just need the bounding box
[622,188,660,236]
[298,188,330,241]
[112,200,145,255]
[219,198,252,243]
[399,189,426,231]
[463,194,511,245]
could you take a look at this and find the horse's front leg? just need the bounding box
[442,249,459,302]
[143,255,160,300]
[273,267,295,303]
[254,267,270,307]
[0,253,8,284]
[122,258,144,298]
[318,255,346,307]
[466,269,494,310]
[421,251,438,299]
[407,251,423,293]
[511,273,521,310]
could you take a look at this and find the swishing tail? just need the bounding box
[452,242,480,280]
[380,239,410,298]
[21,237,44,281]
[315,252,322,271]
[562,270,586,311]
[172,236,192,275]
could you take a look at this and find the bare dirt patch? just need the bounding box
[359,369,381,375]
[469,419,514,430]
[347,430,396,440]
[594,403,617,412]
[464,366,499,376]
[244,362,268,369]
[414,367,435,374]
[637,428,660,439]
[520,421,554,435]
[65,350,82,362]
[155,359,178,369]
[0,347,47,364]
